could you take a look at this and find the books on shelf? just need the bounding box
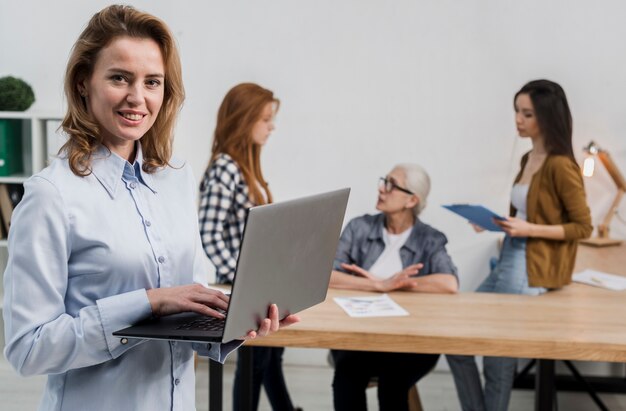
[0,118,24,176]
[0,183,25,239]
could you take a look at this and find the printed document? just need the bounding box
[334,294,409,317]
[572,269,626,291]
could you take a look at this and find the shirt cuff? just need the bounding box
[193,340,243,363]
[96,289,153,359]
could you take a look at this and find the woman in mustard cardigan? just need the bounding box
[447,79,592,411]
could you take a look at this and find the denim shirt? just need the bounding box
[3,144,238,411]
[333,213,458,279]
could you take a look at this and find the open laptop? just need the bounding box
[113,188,350,343]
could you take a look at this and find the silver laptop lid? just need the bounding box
[222,188,350,342]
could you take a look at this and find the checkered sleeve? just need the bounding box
[198,161,239,283]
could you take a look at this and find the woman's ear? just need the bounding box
[406,195,419,210]
[77,79,88,97]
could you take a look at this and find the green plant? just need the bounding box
[0,76,36,111]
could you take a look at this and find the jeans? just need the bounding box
[331,349,439,411]
[447,237,546,411]
[233,346,295,411]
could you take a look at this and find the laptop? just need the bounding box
[113,188,350,343]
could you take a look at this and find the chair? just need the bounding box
[407,385,424,411]
[328,351,426,411]
[365,375,425,411]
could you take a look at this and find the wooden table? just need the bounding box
[211,243,626,411]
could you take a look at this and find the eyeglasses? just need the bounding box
[379,177,414,195]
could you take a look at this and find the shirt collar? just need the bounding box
[133,144,157,193]
[368,213,423,253]
[401,222,422,254]
[367,214,386,241]
[90,143,157,198]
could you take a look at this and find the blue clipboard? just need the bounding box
[442,204,506,232]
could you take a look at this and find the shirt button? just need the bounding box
[130,182,137,189]
[145,220,151,227]
[121,338,128,345]
[158,256,166,263]
[174,378,180,385]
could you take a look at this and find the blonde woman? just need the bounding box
[2,7,296,411]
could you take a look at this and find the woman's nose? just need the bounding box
[126,84,143,105]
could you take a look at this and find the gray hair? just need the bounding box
[394,163,431,217]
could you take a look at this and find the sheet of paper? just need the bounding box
[572,269,626,291]
[333,294,409,317]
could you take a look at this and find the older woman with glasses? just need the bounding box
[329,163,458,411]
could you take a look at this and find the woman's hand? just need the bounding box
[342,262,424,292]
[146,284,229,318]
[470,222,486,233]
[341,263,376,280]
[495,216,534,237]
[242,304,300,340]
[376,263,423,292]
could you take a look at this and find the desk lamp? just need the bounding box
[580,141,626,247]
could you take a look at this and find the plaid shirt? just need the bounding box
[199,153,253,284]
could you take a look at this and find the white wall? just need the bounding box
[2,0,625,357]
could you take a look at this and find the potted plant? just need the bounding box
[0,76,36,176]
[0,76,36,111]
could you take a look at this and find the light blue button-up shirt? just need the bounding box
[3,144,238,411]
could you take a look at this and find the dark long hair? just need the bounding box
[514,79,575,160]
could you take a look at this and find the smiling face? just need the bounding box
[81,36,165,160]
[250,102,276,146]
[514,93,541,140]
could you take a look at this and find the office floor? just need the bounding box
[3,354,626,411]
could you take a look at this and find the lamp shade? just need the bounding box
[580,140,625,247]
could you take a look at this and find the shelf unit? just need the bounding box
[0,111,63,309]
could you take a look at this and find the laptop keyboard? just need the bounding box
[176,310,227,332]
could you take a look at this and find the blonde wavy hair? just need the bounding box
[209,83,279,205]
[61,4,184,176]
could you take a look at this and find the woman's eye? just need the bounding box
[111,75,126,82]
[146,79,161,88]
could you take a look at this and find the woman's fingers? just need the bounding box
[342,263,381,281]
[342,263,364,275]
[280,314,300,327]
[147,284,231,317]
[187,302,226,318]
[256,318,272,337]
[195,288,229,310]
[403,263,423,275]
[240,305,300,340]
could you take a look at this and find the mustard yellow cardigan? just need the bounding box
[511,153,593,288]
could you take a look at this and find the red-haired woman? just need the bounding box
[199,83,299,411]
